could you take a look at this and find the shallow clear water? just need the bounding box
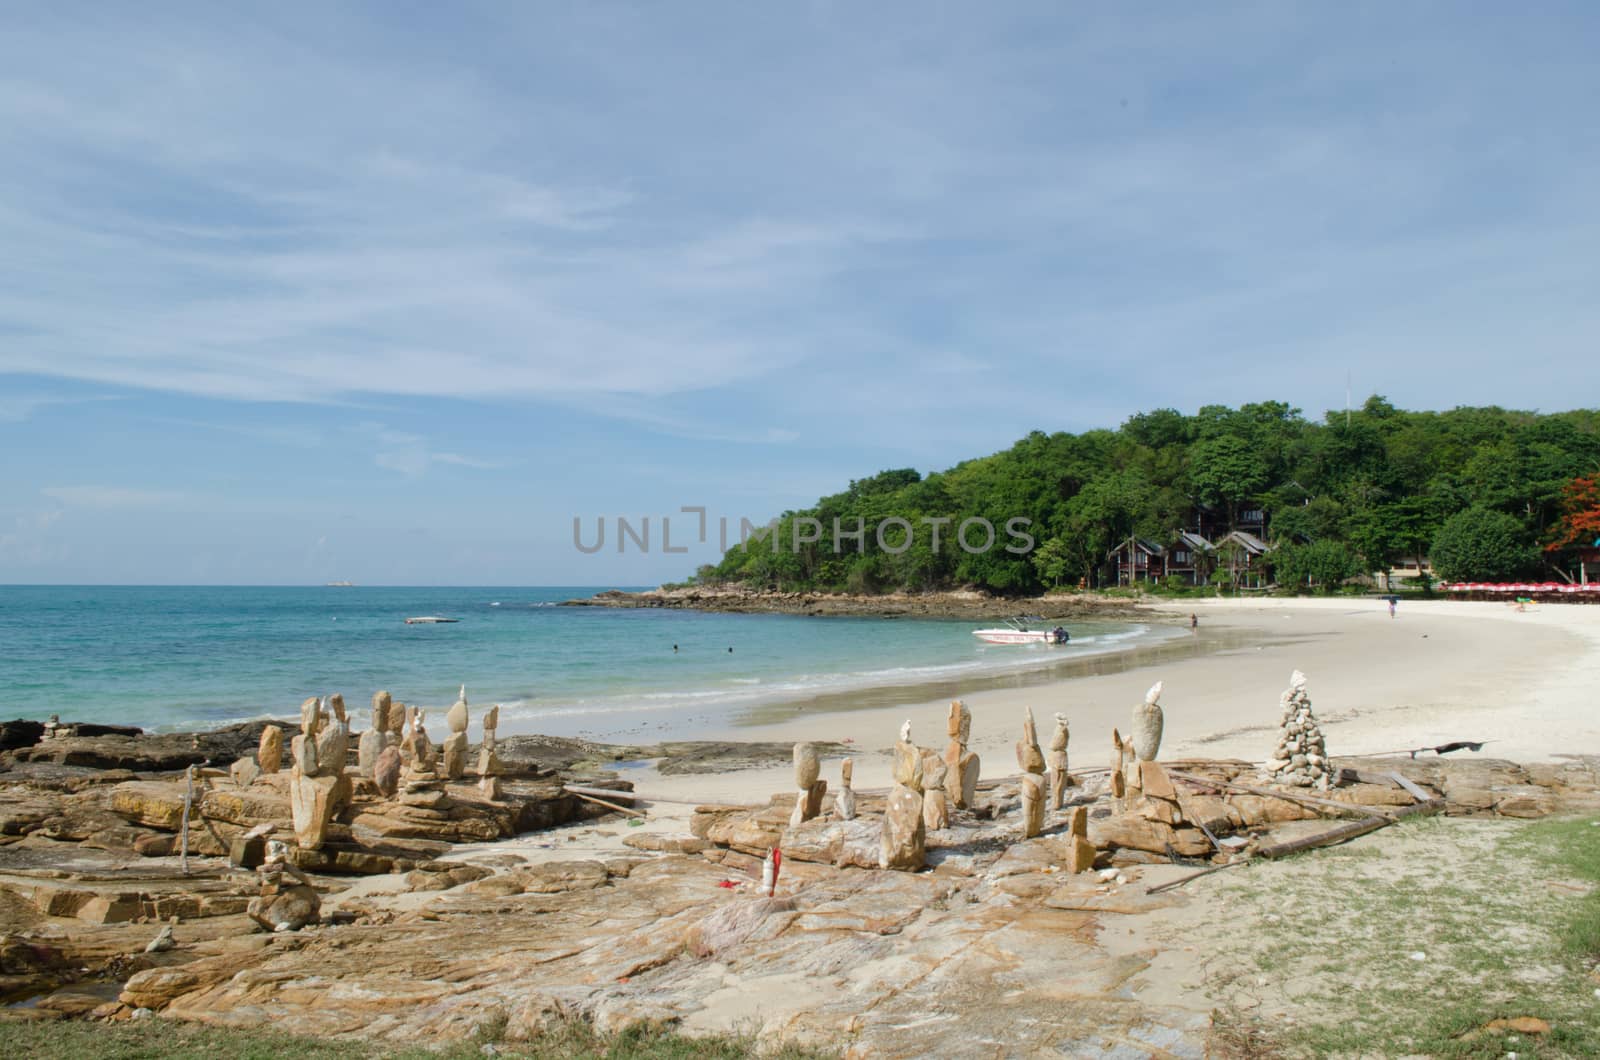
[0,586,1167,739]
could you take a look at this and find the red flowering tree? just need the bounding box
[1546,475,1600,552]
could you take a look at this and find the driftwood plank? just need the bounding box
[567,790,647,817]
[560,784,751,810]
[1385,771,1434,803]
[1253,798,1444,859]
[1336,767,1436,804]
[1146,862,1239,894]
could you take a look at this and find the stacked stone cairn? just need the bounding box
[401,706,436,774]
[358,691,394,778]
[258,724,284,775]
[1263,670,1331,789]
[1047,712,1071,810]
[922,753,950,831]
[374,697,405,796]
[477,704,505,800]
[442,685,470,781]
[1105,678,1200,851]
[1110,726,1139,805]
[395,705,453,817]
[1064,804,1097,873]
[1130,681,1164,762]
[942,700,980,809]
[880,720,926,870]
[373,741,403,798]
[833,758,857,821]
[788,743,826,828]
[288,695,351,851]
[1016,707,1047,838]
[247,839,321,932]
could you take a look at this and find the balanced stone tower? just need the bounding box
[477,704,505,799]
[834,758,857,821]
[943,700,980,809]
[442,686,470,781]
[880,720,926,870]
[257,724,283,775]
[1263,670,1331,789]
[1015,707,1047,837]
[358,691,392,778]
[1131,681,1165,762]
[789,742,826,828]
[1047,712,1071,809]
[921,753,950,830]
[288,696,351,850]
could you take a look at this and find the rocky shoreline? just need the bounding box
[1,682,1596,1052]
[561,585,1151,620]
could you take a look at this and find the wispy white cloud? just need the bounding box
[357,423,507,477]
[0,392,123,423]
[0,2,1596,454]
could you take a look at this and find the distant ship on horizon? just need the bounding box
[325,580,356,587]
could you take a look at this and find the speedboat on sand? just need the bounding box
[972,618,1068,645]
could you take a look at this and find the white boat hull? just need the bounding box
[972,629,1066,645]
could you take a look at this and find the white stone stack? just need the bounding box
[1263,670,1331,789]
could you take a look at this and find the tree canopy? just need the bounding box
[700,400,1600,594]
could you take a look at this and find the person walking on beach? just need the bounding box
[1388,598,1397,619]
[1189,613,1198,633]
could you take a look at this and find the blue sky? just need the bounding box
[2,3,1597,585]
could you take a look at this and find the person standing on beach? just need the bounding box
[1189,613,1198,632]
[1388,598,1397,619]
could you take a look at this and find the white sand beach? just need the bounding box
[464,597,1600,868]
[636,597,1600,804]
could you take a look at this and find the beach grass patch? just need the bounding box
[1192,814,1600,1057]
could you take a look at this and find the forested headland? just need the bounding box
[695,399,1600,595]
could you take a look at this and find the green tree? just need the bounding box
[1271,540,1360,593]
[1429,508,1539,582]
[1030,537,1072,588]
[1187,434,1268,527]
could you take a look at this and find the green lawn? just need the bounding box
[1207,815,1600,1058]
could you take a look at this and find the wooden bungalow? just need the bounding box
[1215,530,1273,589]
[1106,537,1166,587]
[1165,531,1215,586]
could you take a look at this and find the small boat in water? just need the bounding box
[405,616,460,625]
[972,618,1068,645]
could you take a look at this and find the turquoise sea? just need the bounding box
[0,586,1170,740]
